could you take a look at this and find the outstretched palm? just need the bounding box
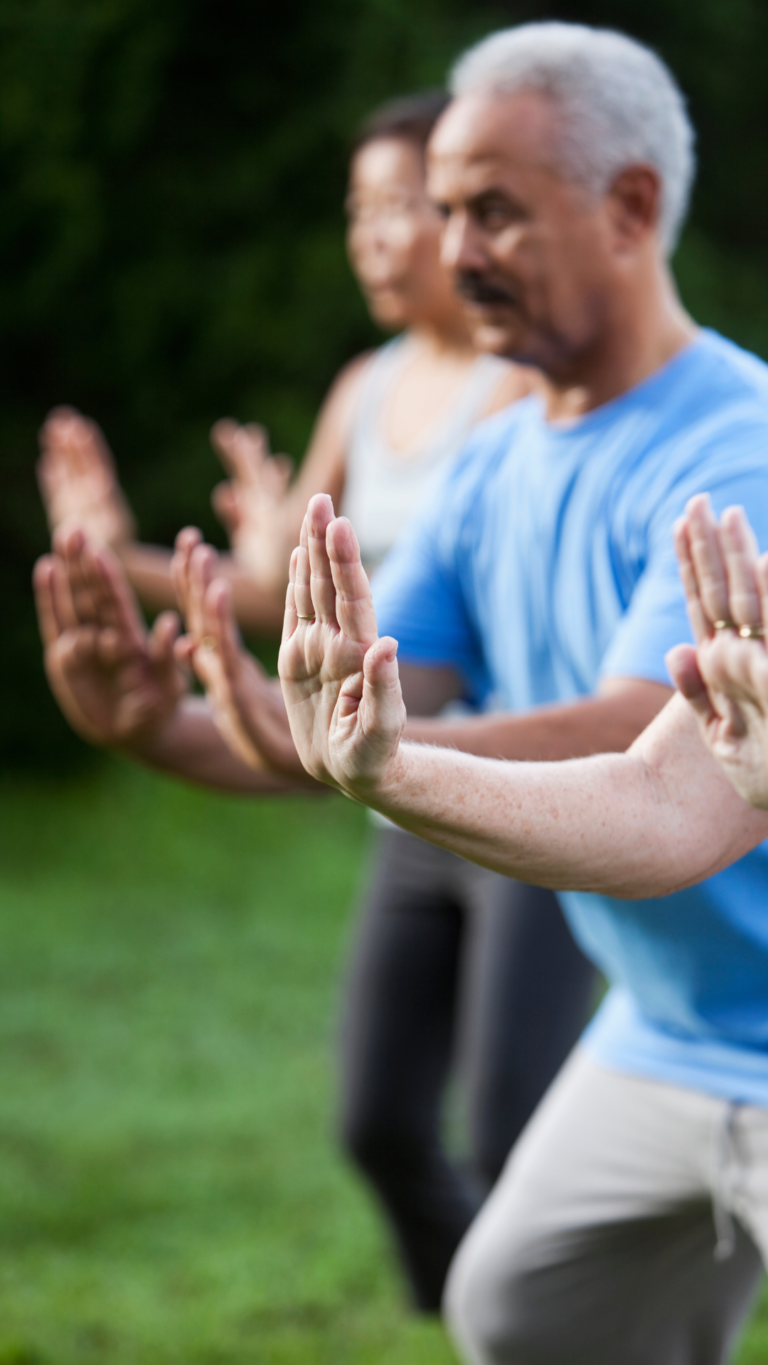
[170,528,304,776]
[669,494,768,809]
[34,527,184,749]
[691,634,768,808]
[278,495,406,793]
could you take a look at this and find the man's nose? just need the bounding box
[440,212,487,275]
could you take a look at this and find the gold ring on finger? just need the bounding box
[713,619,738,632]
[297,613,316,621]
[738,624,766,640]
[200,635,216,650]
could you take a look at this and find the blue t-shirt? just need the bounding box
[373,329,768,1106]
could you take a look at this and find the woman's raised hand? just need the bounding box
[277,494,406,794]
[37,408,137,549]
[667,494,768,809]
[210,419,293,590]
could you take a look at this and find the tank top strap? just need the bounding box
[350,335,413,462]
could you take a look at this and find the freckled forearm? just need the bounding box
[348,698,768,895]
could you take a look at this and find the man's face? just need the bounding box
[427,91,624,370]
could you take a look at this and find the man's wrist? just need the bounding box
[343,743,411,812]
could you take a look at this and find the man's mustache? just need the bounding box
[455,272,518,307]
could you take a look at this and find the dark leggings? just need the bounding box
[339,827,596,1312]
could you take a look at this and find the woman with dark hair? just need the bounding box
[38,91,594,1312]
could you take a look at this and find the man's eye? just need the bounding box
[479,206,511,229]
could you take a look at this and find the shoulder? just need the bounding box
[695,330,768,401]
[677,333,768,436]
[645,333,768,479]
[322,349,376,414]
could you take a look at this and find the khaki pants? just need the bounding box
[445,1048,767,1364]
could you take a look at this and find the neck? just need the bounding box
[409,310,477,361]
[540,261,697,423]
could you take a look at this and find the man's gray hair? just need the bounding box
[450,22,695,254]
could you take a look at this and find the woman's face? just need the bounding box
[346,136,459,330]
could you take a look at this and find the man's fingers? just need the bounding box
[685,493,731,627]
[188,543,218,640]
[720,506,763,629]
[757,554,768,635]
[307,494,338,625]
[148,610,181,666]
[293,512,315,621]
[205,579,250,686]
[665,643,717,726]
[327,516,379,645]
[283,549,300,642]
[673,517,709,644]
[171,526,203,622]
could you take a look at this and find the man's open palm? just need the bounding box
[669,495,768,809]
[278,495,406,793]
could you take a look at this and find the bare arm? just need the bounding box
[276,494,768,897]
[404,676,673,761]
[364,696,768,895]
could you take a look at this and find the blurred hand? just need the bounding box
[277,494,406,793]
[667,494,768,809]
[171,527,304,775]
[210,419,293,591]
[33,527,185,749]
[37,407,137,548]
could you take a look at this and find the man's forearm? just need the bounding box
[128,697,322,795]
[403,683,673,761]
[362,696,768,897]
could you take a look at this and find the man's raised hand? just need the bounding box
[170,529,306,777]
[667,494,768,809]
[33,527,184,749]
[277,494,406,794]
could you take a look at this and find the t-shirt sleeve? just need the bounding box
[601,455,768,685]
[371,458,492,704]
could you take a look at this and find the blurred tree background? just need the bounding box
[2,0,768,770]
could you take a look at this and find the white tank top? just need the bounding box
[341,334,509,572]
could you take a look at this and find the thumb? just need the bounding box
[360,636,405,729]
[149,611,183,686]
[666,643,716,724]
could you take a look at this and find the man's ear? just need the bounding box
[606,164,662,254]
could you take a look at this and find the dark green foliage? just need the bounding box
[2,0,768,768]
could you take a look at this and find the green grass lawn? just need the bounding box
[0,759,765,1363]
